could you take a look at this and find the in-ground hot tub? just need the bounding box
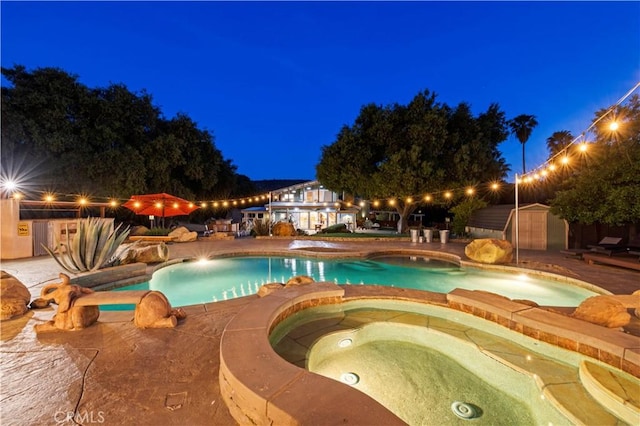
[220,283,639,425]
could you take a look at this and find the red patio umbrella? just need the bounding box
[123,193,199,226]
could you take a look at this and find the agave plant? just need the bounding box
[43,217,131,273]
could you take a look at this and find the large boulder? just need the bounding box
[272,221,296,237]
[120,243,169,264]
[134,291,186,329]
[1,271,31,320]
[168,226,198,242]
[571,296,631,328]
[465,239,513,264]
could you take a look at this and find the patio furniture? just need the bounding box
[587,237,627,256]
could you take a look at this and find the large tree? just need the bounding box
[317,89,510,232]
[546,130,574,157]
[508,114,538,174]
[550,94,640,226]
[1,65,251,203]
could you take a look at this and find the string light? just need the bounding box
[521,81,638,182]
[5,82,638,214]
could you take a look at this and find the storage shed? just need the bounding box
[467,203,568,251]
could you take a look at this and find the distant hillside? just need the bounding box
[252,179,311,192]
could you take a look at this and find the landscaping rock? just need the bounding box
[120,243,169,264]
[272,221,296,237]
[465,239,513,264]
[130,225,150,236]
[284,275,315,287]
[169,226,198,242]
[571,296,631,328]
[0,271,32,320]
[257,283,284,297]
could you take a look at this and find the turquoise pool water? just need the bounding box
[113,255,598,307]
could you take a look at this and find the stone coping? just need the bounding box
[218,283,405,425]
[446,289,640,377]
[219,284,639,425]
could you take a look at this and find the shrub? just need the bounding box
[43,217,130,273]
[320,223,348,234]
[146,227,171,236]
[449,198,488,236]
[251,219,271,237]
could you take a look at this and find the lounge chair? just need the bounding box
[587,237,626,256]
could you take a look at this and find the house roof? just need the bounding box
[468,203,550,231]
[467,205,515,230]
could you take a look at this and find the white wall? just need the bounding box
[0,199,33,259]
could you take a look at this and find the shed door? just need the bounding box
[513,211,547,250]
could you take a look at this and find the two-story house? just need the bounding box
[240,180,360,233]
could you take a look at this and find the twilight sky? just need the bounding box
[2,1,639,182]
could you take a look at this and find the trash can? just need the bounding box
[410,229,419,243]
[439,230,450,244]
[423,229,433,243]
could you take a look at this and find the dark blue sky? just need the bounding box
[2,1,639,182]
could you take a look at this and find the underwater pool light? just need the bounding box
[340,372,359,385]
[338,338,352,348]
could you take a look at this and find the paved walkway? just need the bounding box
[1,238,639,425]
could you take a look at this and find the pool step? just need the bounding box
[579,360,640,425]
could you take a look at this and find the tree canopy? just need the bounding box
[316,89,511,231]
[1,65,253,202]
[549,94,640,225]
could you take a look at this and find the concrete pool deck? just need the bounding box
[1,237,639,425]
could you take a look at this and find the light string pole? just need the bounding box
[514,173,519,265]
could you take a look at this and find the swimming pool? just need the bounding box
[114,255,599,307]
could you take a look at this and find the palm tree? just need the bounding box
[546,130,574,157]
[508,114,539,174]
